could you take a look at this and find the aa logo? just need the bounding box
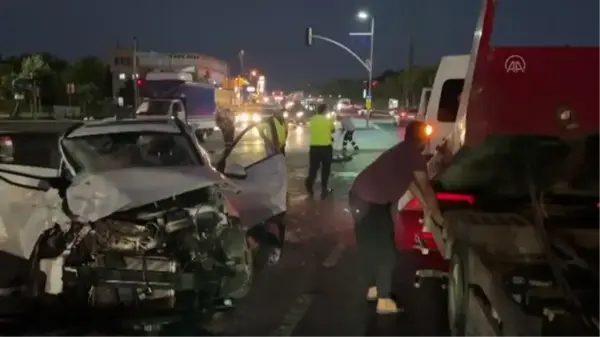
[504,55,526,73]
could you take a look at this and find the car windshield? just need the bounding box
[61,132,202,174]
[137,101,171,116]
[434,134,599,198]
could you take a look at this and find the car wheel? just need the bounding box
[448,241,469,336]
[219,226,254,300]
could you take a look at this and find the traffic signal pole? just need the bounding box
[132,37,139,109]
[306,21,375,128]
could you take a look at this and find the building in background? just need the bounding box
[109,46,230,98]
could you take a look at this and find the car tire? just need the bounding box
[448,240,469,336]
[219,225,254,300]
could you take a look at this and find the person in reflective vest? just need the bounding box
[273,109,288,155]
[305,103,335,200]
[258,115,287,156]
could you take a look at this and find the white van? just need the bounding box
[421,54,468,155]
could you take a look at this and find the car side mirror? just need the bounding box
[223,162,247,179]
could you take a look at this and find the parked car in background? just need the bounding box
[390,107,418,126]
[0,134,14,163]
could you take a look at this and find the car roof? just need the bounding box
[65,116,183,138]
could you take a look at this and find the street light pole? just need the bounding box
[366,16,375,128]
[351,11,375,128]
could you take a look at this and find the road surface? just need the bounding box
[0,119,449,336]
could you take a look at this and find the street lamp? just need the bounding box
[357,10,369,20]
[250,69,258,77]
[351,10,375,125]
[350,10,375,126]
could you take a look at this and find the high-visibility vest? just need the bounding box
[259,117,287,148]
[309,114,334,146]
[273,117,287,147]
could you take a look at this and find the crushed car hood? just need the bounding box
[66,166,239,222]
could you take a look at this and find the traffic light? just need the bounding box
[306,27,313,46]
[136,79,144,86]
[371,80,378,87]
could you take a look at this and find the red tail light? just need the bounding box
[395,192,475,253]
[403,192,475,211]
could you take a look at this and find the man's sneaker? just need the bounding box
[320,188,332,200]
[376,298,402,315]
[305,183,314,197]
[267,248,281,265]
[366,286,378,301]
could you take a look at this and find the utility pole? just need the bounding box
[404,36,414,107]
[238,49,245,76]
[132,36,139,109]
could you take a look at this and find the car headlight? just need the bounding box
[239,113,249,122]
[283,111,289,118]
[296,111,304,117]
[252,114,261,122]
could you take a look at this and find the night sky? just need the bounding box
[1,0,598,90]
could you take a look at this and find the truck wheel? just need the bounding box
[195,130,206,143]
[448,241,469,336]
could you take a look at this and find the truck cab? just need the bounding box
[419,55,469,155]
[136,75,218,142]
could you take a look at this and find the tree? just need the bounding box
[76,83,99,114]
[18,55,51,116]
[102,66,113,99]
[65,56,106,95]
[20,54,51,80]
[0,63,16,100]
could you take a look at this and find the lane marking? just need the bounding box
[322,242,346,268]
[332,171,359,179]
[269,294,313,336]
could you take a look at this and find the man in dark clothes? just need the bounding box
[306,103,335,199]
[217,108,235,151]
[349,121,446,315]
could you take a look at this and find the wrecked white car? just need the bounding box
[0,116,287,327]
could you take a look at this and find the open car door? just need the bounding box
[217,117,287,228]
[0,129,68,261]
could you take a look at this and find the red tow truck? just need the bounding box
[394,0,599,335]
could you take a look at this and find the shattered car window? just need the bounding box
[61,132,203,173]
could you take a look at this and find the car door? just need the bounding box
[217,117,286,228]
[0,162,65,259]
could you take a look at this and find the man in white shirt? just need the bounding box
[339,113,360,153]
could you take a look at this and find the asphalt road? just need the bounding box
[0,122,449,336]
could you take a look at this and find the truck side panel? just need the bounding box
[465,47,600,147]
